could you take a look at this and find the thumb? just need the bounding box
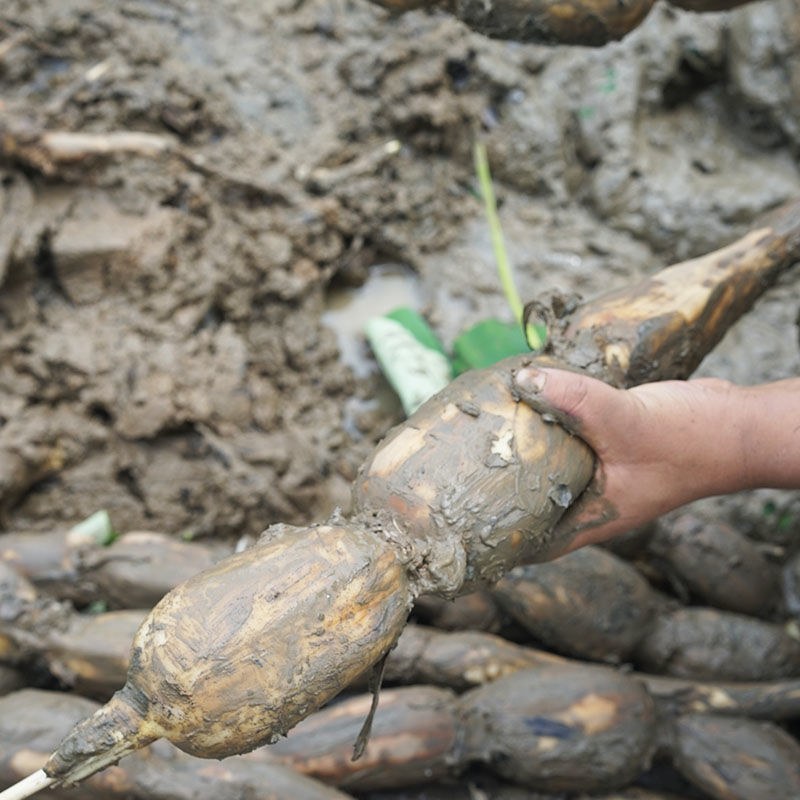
[513,366,623,446]
[514,366,632,552]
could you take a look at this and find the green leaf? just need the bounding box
[365,316,453,415]
[385,307,449,357]
[452,319,530,375]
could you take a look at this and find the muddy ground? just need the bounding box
[1,2,800,798]
[2,0,799,546]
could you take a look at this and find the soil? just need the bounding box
[1,0,798,576]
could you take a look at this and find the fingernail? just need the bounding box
[516,367,547,393]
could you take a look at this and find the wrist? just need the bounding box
[648,379,748,504]
[698,382,754,497]
[686,378,800,497]
[737,379,800,490]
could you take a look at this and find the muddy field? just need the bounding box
[2,0,799,539]
[1,0,799,797]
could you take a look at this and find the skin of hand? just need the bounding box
[514,366,800,557]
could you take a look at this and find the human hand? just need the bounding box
[513,366,768,556]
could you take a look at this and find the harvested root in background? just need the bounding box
[646,513,782,617]
[0,562,144,699]
[669,713,800,800]
[268,665,657,793]
[266,672,800,798]
[635,607,800,681]
[0,689,355,800]
[361,784,690,800]
[411,591,506,633]
[366,0,760,47]
[492,545,663,663]
[383,623,562,689]
[384,624,800,721]
[0,529,229,609]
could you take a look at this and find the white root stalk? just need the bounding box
[39,130,175,161]
[0,770,54,800]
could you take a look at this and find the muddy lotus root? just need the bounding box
[492,546,661,663]
[270,665,658,793]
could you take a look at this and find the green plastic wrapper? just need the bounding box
[365,309,452,415]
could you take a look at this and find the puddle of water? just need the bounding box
[322,263,423,378]
[322,263,423,437]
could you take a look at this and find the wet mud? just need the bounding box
[1,0,799,540]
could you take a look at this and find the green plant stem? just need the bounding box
[473,140,523,323]
[473,140,546,351]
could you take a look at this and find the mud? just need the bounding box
[0,0,798,544]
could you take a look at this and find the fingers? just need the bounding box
[533,487,621,559]
[513,366,623,449]
[513,366,638,552]
[551,489,627,553]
